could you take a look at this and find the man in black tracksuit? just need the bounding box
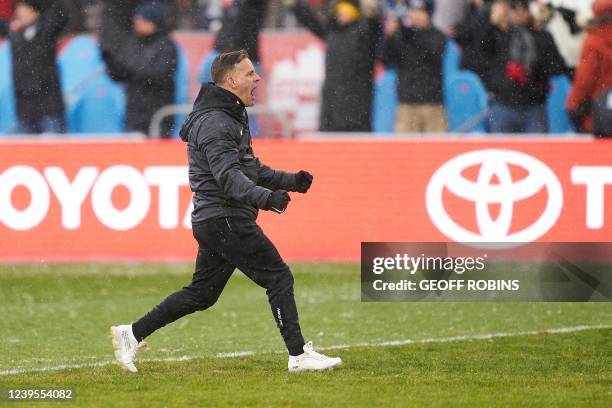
[111,50,342,372]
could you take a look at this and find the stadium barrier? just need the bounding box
[0,138,610,262]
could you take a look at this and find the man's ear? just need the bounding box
[226,74,236,89]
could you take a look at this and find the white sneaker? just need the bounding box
[288,341,342,372]
[110,324,145,373]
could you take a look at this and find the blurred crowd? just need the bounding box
[0,0,611,137]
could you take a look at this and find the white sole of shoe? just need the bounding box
[109,326,137,373]
[288,360,343,373]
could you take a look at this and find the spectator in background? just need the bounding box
[215,0,268,65]
[381,0,447,133]
[567,0,612,136]
[480,0,566,133]
[530,0,586,76]
[5,0,68,134]
[453,0,494,81]
[100,1,177,138]
[284,0,382,132]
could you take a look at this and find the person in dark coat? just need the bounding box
[214,0,268,65]
[100,1,177,138]
[567,0,612,135]
[452,0,494,81]
[6,0,68,134]
[110,50,343,373]
[284,0,382,132]
[479,0,567,133]
[380,0,447,133]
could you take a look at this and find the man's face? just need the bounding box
[510,5,531,26]
[336,9,358,26]
[133,15,158,37]
[14,3,40,28]
[227,58,261,107]
[408,8,430,28]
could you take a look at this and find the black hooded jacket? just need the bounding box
[180,84,298,224]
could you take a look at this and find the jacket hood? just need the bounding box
[179,83,246,141]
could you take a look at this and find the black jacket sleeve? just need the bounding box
[215,0,267,62]
[257,160,297,191]
[201,122,272,209]
[109,37,177,84]
[479,21,503,57]
[290,1,328,40]
[99,0,139,51]
[380,33,401,67]
[37,0,69,41]
[538,31,568,76]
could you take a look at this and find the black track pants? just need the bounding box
[131,217,305,356]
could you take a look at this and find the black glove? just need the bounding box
[267,190,291,213]
[295,170,313,193]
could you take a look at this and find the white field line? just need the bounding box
[1,324,610,376]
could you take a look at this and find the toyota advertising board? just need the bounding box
[0,139,610,261]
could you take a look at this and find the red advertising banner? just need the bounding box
[0,139,611,262]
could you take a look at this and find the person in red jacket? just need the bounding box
[0,0,15,20]
[567,0,612,134]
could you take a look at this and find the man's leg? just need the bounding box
[112,221,235,372]
[423,104,448,133]
[201,217,305,356]
[395,104,420,133]
[131,222,235,342]
[489,102,519,133]
[523,104,549,134]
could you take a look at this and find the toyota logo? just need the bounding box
[426,149,563,242]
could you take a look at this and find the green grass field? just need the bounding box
[0,263,611,407]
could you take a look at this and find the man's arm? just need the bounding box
[566,37,598,129]
[202,122,272,209]
[285,0,328,40]
[540,31,568,77]
[37,0,69,41]
[257,160,297,191]
[111,39,178,84]
[379,16,400,67]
